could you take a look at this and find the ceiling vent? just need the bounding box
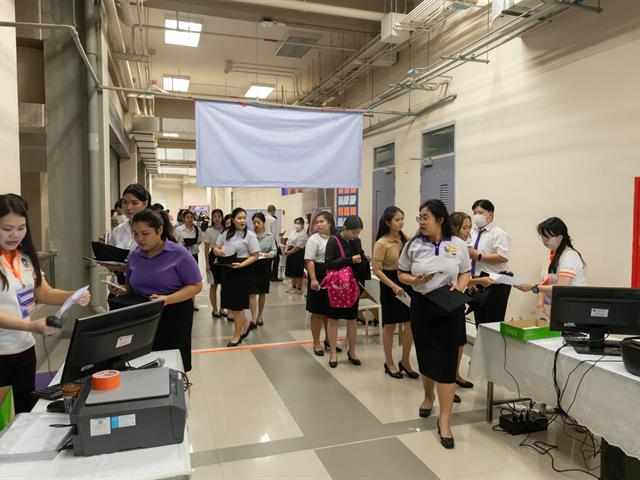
[276,31,320,59]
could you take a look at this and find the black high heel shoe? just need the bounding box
[329,356,338,368]
[324,340,342,353]
[437,418,455,449]
[419,402,432,418]
[313,345,325,356]
[398,361,419,379]
[384,363,403,379]
[456,379,474,388]
[226,338,242,347]
[454,394,461,403]
[347,351,361,366]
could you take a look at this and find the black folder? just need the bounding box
[425,285,472,313]
[183,238,198,247]
[91,242,130,263]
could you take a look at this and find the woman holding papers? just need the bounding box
[109,209,202,372]
[204,209,224,318]
[248,213,277,330]
[514,217,586,315]
[175,210,203,264]
[213,208,259,347]
[467,199,512,326]
[284,217,308,294]
[304,211,337,356]
[398,199,471,449]
[372,206,419,380]
[0,194,91,413]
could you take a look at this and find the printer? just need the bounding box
[70,368,186,456]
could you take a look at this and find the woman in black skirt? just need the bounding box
[204,209,224,317]
[248,212,277,329]
[213,208,259,347]
[398,200,471,449]
[284,217,308,294]
[325,215,369,368]
[372,206,419,380]
[304,211,338,356]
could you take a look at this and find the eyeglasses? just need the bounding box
[416,215,429,223]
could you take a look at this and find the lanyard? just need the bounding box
[1,250,23,286]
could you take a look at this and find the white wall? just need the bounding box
[152,180,184,214]
[0,0,20,193]
[357,0,640,318]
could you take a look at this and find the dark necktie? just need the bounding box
[471,229,485,277]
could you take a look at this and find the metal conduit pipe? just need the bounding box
[85,0,105,313]
[134,23,359,52]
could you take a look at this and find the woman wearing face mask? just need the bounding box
[304,211,338,356]
[248,212,277,329]
[398,200,471,450]
[467,199,511,326]
[214,208,260,346]
[0,194,91,413]
[514,217,586,315]
[372,206,419,380]
[204,209,224,318]
[109,209,202,371]
[284,217,308,294]
[325,215,368,368]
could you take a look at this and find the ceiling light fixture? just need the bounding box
[164,15,202,47]
[244,84,274,99]
[163,74,190,92]
[162,132,179,138]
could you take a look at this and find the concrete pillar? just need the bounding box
[0,0,21,193]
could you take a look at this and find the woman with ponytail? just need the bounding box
[514,217,586,316]
[108,208,202,371]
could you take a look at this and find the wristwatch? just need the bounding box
[531,284,540,294]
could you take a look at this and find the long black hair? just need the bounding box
[406,199,452,253]
[132,209,176,243]
[122,183,151,206]
[211,209,224,226]
[0,194,42,290]
[316,211,336,235]
[376,206,408,243]
[226,207,248,240]
[537,217,585,274]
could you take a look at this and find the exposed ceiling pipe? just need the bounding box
[134,23,358,52]
[116,0,134,26]
[224,0,386,22]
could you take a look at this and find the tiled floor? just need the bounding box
[40,277,601,479]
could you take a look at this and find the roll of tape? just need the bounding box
[92,370,121,391]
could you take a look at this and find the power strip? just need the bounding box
[499,411,548,435]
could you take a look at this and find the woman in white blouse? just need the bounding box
[284,217,308,294]
[515,217,586,316]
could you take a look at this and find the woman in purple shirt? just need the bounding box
[109,209,202,371]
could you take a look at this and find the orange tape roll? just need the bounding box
[92,370,121,391]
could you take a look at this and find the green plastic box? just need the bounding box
[500,318,562,341]
[0,386,12,431]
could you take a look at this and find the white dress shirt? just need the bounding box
[468,222,510,275]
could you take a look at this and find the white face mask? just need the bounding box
[294,224,303,231]
[543,235,563,251]
[473,213,488,229]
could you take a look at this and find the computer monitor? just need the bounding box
[60,300,164,384]
[550,286,640,355]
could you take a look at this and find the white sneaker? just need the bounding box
[286,287,296,293]
[293,288,303,295]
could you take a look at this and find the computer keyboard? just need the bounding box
[32,383,63,401]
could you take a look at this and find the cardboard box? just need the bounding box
[500,318,562,341]
[0,386,14,431]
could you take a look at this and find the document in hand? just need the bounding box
[91,242,130,263]
[425,285,472,313]
[488,272,525,287]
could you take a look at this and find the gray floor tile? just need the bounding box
[316,437,440,480]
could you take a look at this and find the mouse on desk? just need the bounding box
[46,399,66,413]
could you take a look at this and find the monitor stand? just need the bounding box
[567,327,621,356]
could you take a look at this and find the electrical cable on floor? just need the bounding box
[42,335,53,378]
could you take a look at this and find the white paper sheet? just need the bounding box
[54,285,90,319]
[395,294,411,308]
[488,272,526,287]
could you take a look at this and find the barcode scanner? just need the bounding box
[46,315,65,328]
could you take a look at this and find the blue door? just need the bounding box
[420,155,455,212]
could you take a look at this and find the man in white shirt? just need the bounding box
[266,205,282,281]
[467,199,512,326]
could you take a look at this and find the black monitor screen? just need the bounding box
[550,286,640,335]
[61,300,164,384]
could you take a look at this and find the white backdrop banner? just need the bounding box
[196,101,363,188]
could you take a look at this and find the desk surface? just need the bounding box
[0,349,191,480]
[469,323,640,459]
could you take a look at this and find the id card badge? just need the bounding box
[17,286,36,318]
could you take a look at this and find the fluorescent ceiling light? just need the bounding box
[164,16,202,47]
[162,132,179,138]
[163,74,190,92]
[244,84,274,99]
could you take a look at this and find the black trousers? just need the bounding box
[271,246,281,280]
[152,299,194,372]
[0,346,36,414]
[473,283,512,327]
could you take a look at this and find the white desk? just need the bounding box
[0,349,191,480]
[469,323,640,460]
